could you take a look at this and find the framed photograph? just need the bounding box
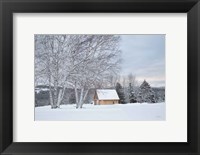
[0,0,200,154]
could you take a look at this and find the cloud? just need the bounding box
[119,35,165,87]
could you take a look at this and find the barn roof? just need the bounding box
[96,89,119,100]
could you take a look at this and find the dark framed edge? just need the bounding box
[0,0,200,154]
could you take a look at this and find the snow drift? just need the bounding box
[35,102,165,121]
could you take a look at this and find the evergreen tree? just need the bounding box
[128,83,137,103]
[153,87,165,103]
[137,80,156,103]
[115,82,126,104]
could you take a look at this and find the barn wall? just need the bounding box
[99,100,118,105]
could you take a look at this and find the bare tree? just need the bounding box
[35,34,121,109]
[35,35,72,108]
[69,35,121,108]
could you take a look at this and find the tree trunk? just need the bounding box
[56,89,63,108]
[54,53,60,108]
[49,88,54,108]
[78,88,84,108]
[53,86,58,108]
[75,83,79,108]
[48,72,54,108]
[80,89,89,108]
[57,86,66,107]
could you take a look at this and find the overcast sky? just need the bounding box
[119,35,165,87]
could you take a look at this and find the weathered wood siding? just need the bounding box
[100,100,118,105]
[94,100,119,105]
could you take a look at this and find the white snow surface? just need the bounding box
[35,103,165,121]
[96,89,119,100]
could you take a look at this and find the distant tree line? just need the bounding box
[35,86,95,107]
[115,79,165,104]
[35,79,165,107]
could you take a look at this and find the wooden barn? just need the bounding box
[94,89,119,105]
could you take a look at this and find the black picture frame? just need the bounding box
[0,0,200,154]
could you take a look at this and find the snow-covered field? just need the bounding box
[35,103,165,121]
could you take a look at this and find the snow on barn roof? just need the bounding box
[96,89,119,100]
